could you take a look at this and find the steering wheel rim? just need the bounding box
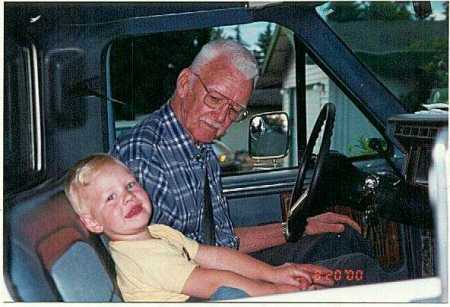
[285,103,336,242]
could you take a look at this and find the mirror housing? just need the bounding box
[248,112,289,159]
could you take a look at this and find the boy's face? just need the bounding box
[80,161,152,241]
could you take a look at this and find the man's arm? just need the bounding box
[235,212,362,253]
[235,223,286,253]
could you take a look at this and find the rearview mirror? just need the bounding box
[248,112,289,158]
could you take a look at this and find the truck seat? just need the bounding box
[4,176,122,302]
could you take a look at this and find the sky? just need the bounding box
[429,1,448,20]
[220,22,272,51]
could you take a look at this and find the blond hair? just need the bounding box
[64,153,125,215]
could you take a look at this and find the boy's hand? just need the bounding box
[271,263,335,289]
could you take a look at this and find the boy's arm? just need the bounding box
[182,267,298,299]
[193,245,333,287]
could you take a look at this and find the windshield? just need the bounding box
[317,1,448,113]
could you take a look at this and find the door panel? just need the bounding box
[228,194,283,227]
[223,168,298,227]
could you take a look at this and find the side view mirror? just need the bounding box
[248,112,289,158]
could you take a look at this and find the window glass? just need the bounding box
[316,1,448,113]
[4,44,37,194]
[306,54,384,157]
[109,23,298,175]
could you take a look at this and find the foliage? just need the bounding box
[210,27,228,40]
[233,26,249,47]
[444,2,449,19]
[362,1,412,21]
[253,23,273,67]
[325,1,447,112]
[400,37,448,111]
[347,136,379,155]
[326,1,365,22]
[326,1,413,22]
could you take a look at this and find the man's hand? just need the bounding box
[305,212,361,235]
[270,263,335,289]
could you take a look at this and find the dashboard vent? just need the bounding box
[394,125,439,139]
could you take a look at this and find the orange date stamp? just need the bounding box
[313,269,364,282]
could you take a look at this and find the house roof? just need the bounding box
[257,26,293,89]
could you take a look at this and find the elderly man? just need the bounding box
[111,40,389,283]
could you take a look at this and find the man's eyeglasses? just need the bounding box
[191,71,248,122]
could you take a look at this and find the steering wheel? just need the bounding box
[285,103,336,242]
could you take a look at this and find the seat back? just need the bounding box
[4,177,122,302]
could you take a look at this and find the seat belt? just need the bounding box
[202,169,216,245]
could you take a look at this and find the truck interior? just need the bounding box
[3,1,449,302]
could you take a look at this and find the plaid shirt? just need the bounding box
[110,103,239,249]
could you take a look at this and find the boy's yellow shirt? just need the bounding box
[109,224,199,302]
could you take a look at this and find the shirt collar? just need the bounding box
[161,102,212,162]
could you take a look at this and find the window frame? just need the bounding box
[106,22,305,177]
[4,39,45,196]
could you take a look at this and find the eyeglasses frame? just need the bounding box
[190,71,249,122]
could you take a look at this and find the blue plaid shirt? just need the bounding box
[110,103,239,249]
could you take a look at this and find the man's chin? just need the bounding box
[192,132,216,144]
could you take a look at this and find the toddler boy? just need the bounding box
[64,154,333,302]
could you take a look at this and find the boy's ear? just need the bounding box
[176,68,191,99]
[80,214,104,234]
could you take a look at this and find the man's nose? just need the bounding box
[214,102,230,123]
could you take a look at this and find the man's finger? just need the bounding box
[305,220,345,235]
[308,212,361,234]
[321,212,361,232]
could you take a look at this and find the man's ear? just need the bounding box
[80,214,104,234]
[176,68,192,99]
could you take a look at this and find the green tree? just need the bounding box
[326,1,413,22]
[400,36,448,110]
[347,136,385,155]
[326,1,365,22]
[233,26,249,47]
[210,27,227,40]
[255,23,273,64]
[444,2,449,20]
[362,1,412,21]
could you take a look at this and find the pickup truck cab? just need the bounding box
[4,1,448,302]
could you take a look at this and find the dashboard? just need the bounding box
[388,112,448,189]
